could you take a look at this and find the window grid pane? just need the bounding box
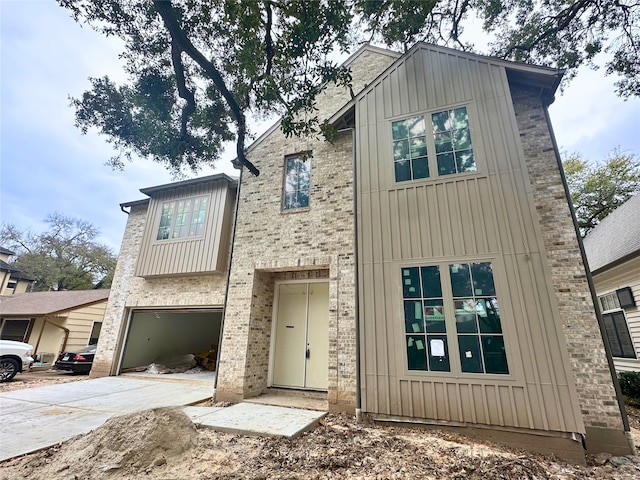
[431,107,476,176]
[450,262,508,375]
[392,116,429,182]
[156,196,207,241]
[401,266,450,372]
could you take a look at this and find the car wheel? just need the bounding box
[0,358,20,382]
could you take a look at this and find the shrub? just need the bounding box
[618,371,640,400]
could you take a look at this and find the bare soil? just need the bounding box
[1,371,639,479]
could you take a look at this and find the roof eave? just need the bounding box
[139,173,238,196]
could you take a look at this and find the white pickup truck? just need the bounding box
[0,340,34,382]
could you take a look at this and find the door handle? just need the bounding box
[306,348,310,359]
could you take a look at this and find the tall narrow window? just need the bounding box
[450,262,508,374]
[432,107,475,176]
[283,155,311,210]
[401,266,450,371]
[156,195,208,241]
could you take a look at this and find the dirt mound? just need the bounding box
[4,407,196,480]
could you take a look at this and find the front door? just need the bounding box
[272,282,329,390]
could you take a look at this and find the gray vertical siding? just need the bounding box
[357,46,583,433]
[135,179,235,277]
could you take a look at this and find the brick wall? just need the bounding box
[91,203,227,377]
[216,47,397,409]
[511,86,623,431]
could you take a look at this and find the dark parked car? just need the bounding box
[55,345,96,374]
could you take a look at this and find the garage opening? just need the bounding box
[118,309,222,375]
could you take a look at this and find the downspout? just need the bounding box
[541,95,631,434]
[214,166,244,390]
[338,126,361,420]
[33,316,70,361]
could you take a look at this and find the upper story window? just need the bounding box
[283,155,311,211]
[156,196,208,241]
[393,106,476,182]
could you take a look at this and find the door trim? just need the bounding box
[268,278,329,389]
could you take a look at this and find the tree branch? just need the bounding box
[171,39,196,141]
[503,0,595,58]
[153,0,259,175]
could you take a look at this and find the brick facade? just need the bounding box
[91,202,227,378]
[511,87,624,433]
[215,47,398,410]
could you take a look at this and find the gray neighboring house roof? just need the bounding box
[583,194,640,273]
[0,260,35,281]
[0,290,110,317]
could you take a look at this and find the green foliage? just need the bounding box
[563,151,640,237]
[58,1,640,176]
[59,0,354,176]
[356,0,640,97]
[0,214,116,291]
[618,371,640,401]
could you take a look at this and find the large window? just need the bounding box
[392,106,476,182]
[402,266,450,371]
[283,155,311,210]
[156,196,208,241]
[0,319,31,342]
[401,261,509,374]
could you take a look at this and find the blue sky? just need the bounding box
[2,1,639,253]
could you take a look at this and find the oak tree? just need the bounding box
[563,151,640,237]
[59,1,639,177]
[0,213,117,291]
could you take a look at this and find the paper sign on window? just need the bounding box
[416,339,425,350]
[430,339,445,357]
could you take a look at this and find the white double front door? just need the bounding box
[272,282,329,390]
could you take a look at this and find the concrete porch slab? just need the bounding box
[185,402,327,438]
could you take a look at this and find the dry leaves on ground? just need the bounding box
[2,407,640,480]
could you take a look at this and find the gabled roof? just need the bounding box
[241,44,402,159]
[0,247,15,256]
[583,194,640,273]
[328,42,564,127]
[0,289,110,317]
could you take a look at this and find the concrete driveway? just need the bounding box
[0,375,213,461]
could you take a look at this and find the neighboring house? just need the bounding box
[584,194,640,372]
[0,247,34,295]
[94,43,632,460]
[0,289,109,364]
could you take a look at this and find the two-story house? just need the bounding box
[0,247,34,295]
[94,43,633,460]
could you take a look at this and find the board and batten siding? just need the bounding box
[592,256,640,372]
[356,46,583,434]
[135,179,235,277]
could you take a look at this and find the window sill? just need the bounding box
[281,207,311,215]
